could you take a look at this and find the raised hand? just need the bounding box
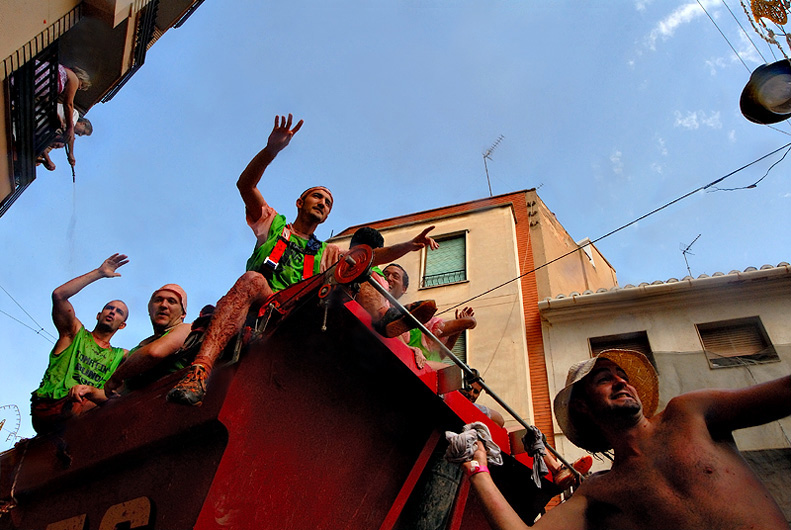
[411,225,439,251]
[456,307,474,320]
[98,253,129,278]
[266,114,304,155]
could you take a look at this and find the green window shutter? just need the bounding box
[423,235,466,287]
[450,331,466,364]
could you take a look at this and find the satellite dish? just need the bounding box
[741,59,791,124]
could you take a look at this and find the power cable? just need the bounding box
[0,309,54,344]
[698,0,751,72]
[438,140,791,316]
[709,143,791,190]
[721,0,768,63]
[0,283,57,342]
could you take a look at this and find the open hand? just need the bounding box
[266,114,304,155]
[98,253,129,278]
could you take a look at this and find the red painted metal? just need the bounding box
[378,429,441,530]
[0,270,556,530]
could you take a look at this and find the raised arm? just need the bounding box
[461,441,587,530]
[372,226,439,265]
[61,68,79,144]
[104,322,192,395]
[682,375,791,436]
[438,307,477,352]
[51,253,128,344]
[237,114,303,223]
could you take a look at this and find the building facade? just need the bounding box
[1,0,206,217]
[331,190,618,445]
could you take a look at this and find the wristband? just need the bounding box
[465,460,490,478]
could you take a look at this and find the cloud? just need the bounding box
[728,129,736,142]
[705,56,727,75]
[610,150,624,174]
[646,0,719,50]
[651,161,663,174]
[657,136,668,155]
[673,110,722,129]
[635,0,654,12]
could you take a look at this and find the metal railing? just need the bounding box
[1,6,81,81]
[421,270,466,288]
[101,0,160,103]
[2,45,60,218]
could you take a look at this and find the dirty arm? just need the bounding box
[237,114,303,224]
[104,322,192,394]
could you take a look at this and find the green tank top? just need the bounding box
[34,326,126,400]
[408,328,443,363]
[246,214,328,292]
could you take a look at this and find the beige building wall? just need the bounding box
[331,204,535,430]
[0,1,81,62]
[530,195,617,301]
[539,265,791,465]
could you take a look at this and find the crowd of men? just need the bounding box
[29,114,791,529]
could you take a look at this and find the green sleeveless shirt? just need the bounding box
[246,213,329,292]
[34,326,126,400]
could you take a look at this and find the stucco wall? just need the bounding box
[530,196,617,301]
[0,1,81,61]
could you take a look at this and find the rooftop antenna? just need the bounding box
[680,234,701,277]
[483,135,504,197]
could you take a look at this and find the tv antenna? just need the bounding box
[483,135,504,197]
[680,234,701,277]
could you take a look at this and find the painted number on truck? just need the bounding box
[45,497,151,530]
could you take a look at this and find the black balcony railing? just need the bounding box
[421,270,466,288]
[102,0,160,103]
[2,45,60,217]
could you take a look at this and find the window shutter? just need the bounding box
[423,235,466,287]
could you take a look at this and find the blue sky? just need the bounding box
[1,1,789,445]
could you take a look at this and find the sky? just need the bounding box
[1,0,790,445]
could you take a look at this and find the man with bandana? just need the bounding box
[168,115,436,406]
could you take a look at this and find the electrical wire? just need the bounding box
[0,309,54,344]
[698,0,752,72]
[709,143,791,190]
[0,283,57,342]
[721,0,768,63]
[437,140,791,316]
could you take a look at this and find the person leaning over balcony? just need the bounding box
[456,349,791,530]
[31,254,129,434]
[166,115,439,408]
[56,65,91,167]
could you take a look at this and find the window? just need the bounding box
[696,317,778,368]
[447,331,466,365]
[422,233,466,288]
[589,331,657,371]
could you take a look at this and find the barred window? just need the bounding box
[696,317,778,368]
[422,233,466,288]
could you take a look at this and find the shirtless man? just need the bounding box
[462,349,791,529]
[30,254,129,434]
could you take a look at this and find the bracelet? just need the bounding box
[465,460,490,478]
